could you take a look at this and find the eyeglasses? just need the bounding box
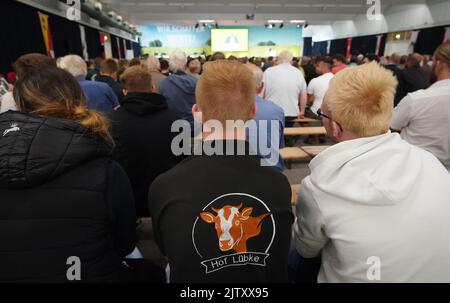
[317,109,343,132]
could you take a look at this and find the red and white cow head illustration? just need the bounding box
[200,203,270,254]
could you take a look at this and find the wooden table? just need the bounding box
[301,145,331,157]
[292,118,321,123]
[284,127,327,136]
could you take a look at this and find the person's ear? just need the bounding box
[150,84,156,93]
[250,104,258,120]
[331,120,341,139]
[123,89,128,96]
[192,104,203,124]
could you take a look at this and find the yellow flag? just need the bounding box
[38,12,55,58]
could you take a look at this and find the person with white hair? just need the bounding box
[144,55,166,91]
[159,50,198,126]
[58,55,119,113]
[263,50,307,126]
[245,63,285,171]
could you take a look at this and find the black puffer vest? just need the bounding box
[0,111,126,282]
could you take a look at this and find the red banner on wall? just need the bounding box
[346,38,353,58]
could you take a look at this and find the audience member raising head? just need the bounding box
[294,61,450,283]
[187,58,201,79]
[59,55,120,113]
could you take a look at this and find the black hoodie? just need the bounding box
[0,111,136,282]
[109,92,181,217]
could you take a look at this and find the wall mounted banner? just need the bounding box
[138,24,303,57]
[38,12,55,58]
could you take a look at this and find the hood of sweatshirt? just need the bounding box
[121,92,168,116]
[307,132,424,206]
[166,74,197,95]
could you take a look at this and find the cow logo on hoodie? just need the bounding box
[192,193,276,274]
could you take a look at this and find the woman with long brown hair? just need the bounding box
[0,66,162,282]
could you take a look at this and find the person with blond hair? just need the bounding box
[0,66,166,282]
[392,42,450,171]
[149,60,293,283]
[263,50,307,126]
[294,62,450,282]
[144,55,166,91]
[58,54,119,113]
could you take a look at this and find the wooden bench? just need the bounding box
[280,147,310,169]
[284,127,327,137]
[291,184,301,205]
[301,145,331,157]
[292,118,321,123]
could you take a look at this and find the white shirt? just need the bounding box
[307,72,334,114]
[263,63,307,117]
[294,132,450,282]
[0,92,17,113]
[392,79,450,163]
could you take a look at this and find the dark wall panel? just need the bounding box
[0,0,47,74]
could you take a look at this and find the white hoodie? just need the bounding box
[294,132,450,283]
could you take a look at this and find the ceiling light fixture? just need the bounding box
[267,19,283,24]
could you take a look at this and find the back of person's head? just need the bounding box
[120,66,153,93]
[434,42,450,70]
[187,58,201,75]
[169,50,187,73]
[129,58,142,67]
[211,52,226,61]
[278,51,293,64]
[87,59,95,68]
[406,53,423,68]
[333,54,346,64]
[325,62,398,138]
[145,55,161,72]
[119,59,129,68]
[100,58,119,76]
[244,63,263,92]
[58,55,88,78]
[94,57,103,69]
[159,58,169,71]
[13,53,56,79]
[364,54,381,64]
[13,67,111,142]
[315,56,333,69]
[196,60,255,124]
[389,52,401,64]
